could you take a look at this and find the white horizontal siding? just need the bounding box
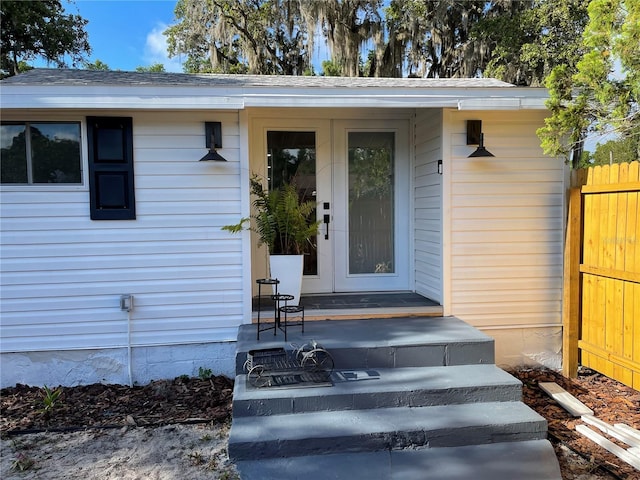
[447,110,566,331]
[0,110,245,353]
[413,109,443,303]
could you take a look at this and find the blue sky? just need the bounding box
[64,0,183,72]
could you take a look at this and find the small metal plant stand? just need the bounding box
[278,303,304,341]
[244,341,334,388]
[255,278,304,341]
[255,278,279,340]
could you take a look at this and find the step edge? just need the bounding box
[228,419,548,461]
[229,401,547,445]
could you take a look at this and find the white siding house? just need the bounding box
[0,70,564,387]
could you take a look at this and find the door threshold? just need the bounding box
[252,291,443,321]
[304,305,444,321]
[251,305,444,322]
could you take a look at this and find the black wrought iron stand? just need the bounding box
[255,278,279,340]
[255,278,305,341]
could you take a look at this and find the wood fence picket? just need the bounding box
[564,161,639,390]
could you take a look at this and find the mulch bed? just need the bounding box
[0,375,233,434]
[509,367,640,480]
[1,369,639,478]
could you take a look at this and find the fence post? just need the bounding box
[563,187,582,378]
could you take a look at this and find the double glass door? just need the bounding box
[251,118,409,293]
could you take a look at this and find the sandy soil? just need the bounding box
[1,423,238,479]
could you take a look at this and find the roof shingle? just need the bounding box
[1,68,514,89]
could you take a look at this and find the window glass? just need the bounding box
[31,123,81,183]
[0,122,82,184]
[348,131,395,274]
[267,130,317,275]
[0,124,28,183]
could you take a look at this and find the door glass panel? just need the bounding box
[266,131,317,275]
[348,132,394,274]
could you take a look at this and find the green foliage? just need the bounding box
[11,452,35,472]
[538,0,640,165]
[591,136,640,166]
[136,63,166,73]
[476,0,589,86]
[321,60,342,77]
[166,0,311,75]
[0,0,90,76]
[223,175,320,255]
[40,385,63,413]
[84,59,110,71]
[162,0,591,82]
[198,367,213,379]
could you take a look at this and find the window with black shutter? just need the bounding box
[87,117,136,220]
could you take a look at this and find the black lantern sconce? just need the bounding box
[466,120,494,158]
[199,121,227,161]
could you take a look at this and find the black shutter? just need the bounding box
[87,117,136,220]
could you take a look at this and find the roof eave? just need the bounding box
[0,84,549,111]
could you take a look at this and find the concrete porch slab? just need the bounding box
[235,316,495,375]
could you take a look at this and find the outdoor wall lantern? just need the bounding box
[199,121,227,161]
[466,120,494,158]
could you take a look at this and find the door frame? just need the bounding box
[248,114,413,295]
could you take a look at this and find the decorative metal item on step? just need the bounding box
[244,341,334,389]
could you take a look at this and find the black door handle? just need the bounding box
[323,214,330,239]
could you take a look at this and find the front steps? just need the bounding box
[229,317,561,479]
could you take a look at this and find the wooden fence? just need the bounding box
[564,162,640,390]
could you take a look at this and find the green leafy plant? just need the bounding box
[11,452,35,472]
[223,174,320,255]
[198,367,213,380]
[40,385,62,413]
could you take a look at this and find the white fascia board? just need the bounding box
[457,97,551,110]
[457,88,548,110]
[241,86,548,109]
[0,85,245,110]
[519,97,550,109]
[241,94,461,108]
[0,84,548,111]
[458,98,522,110]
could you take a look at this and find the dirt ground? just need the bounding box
[1,368,638,479]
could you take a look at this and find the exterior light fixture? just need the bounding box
[466,120,494,157]
[468,133,494,157]
[199,121,227,161]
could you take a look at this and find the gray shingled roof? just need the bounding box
[1,68,514,89]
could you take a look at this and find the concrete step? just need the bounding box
[233,364,522,417]
[235,317,495,375]
[234,439,562,480]
[228,401,547,461]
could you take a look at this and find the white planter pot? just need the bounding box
[269,254,304,306]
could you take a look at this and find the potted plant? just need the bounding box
[223,174,320,304]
